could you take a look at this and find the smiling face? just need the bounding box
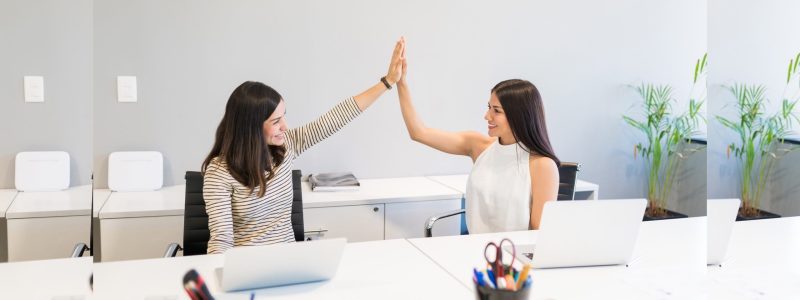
[484,93,515,144]
[263,100,288,146]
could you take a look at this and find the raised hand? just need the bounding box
[385,37,406,85]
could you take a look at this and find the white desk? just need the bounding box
[4,185,91,262]
[94,239,471,299]
[97,185,185,261]
[302,176,462,207]
[301,177,463,241]
[0,257,92,299]
[0,189,18,262]
[95,177,464,261]
[708,217,800,299]
[408,217,706,299]
[427,174,600,200]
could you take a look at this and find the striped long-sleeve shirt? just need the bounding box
[203,97,362,254]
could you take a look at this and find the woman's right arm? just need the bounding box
[396,51,490,159]
[203,160,235,254]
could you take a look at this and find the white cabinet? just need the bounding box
[301,177,464,242]
[97,185,184,262]
[99,215,182,261]
[4,186,91,262]
[7,216,90,261]
[385,199,462,239]
[303,204,384,242]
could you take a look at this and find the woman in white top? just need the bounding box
[396,38,560,233]
[201,39,406,254]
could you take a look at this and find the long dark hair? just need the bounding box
[202,81,286,197]
[492,79,560,166]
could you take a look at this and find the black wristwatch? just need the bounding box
[380,76,393,90]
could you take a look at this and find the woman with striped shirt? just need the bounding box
[202,39,406,254]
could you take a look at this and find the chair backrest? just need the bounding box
[557,162,580,201]
[291,170,305,242]
[183,171,210,256]
[182,170,305,256]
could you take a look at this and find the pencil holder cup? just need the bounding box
[474,283,531,300]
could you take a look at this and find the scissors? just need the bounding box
[484,238,516,280]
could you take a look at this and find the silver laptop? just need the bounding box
[507,199,646,269]
[220,238,346,292]
[707,199,740,266]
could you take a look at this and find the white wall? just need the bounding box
[92,0,706,201]
[0,0,93,188]
[708,0,800,215]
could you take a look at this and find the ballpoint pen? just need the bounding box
[487,269,497,287]
[473,268,486,287]
[482,270,496,289]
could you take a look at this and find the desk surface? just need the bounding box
[0,189,18,218]
[708,217,800,299]
[94,239,471,299]
[301,176,462,208]
[427,174,599,195]
[5,185,92,219]
[99,185,185,219]
[408,217,706,299]
[0,257,92,299]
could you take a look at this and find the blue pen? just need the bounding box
[522,276,533,289]
[480,269,495,289]
[513,269,519,282]
[487,269,497,288]
[473,268,485,287]
[250,292,255,300]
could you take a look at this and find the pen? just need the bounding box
[482,270,496,289]
[473,268,485,287]
[515,264,531,290]
[504,274,515,290]
[522,276,532,289]
[487,269,497,287]
[250,292,255,300]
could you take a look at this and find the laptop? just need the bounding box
[707,199,740,266]
[506,199,646,269]
[220,238,346,292]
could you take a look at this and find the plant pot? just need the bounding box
[642,209,688,221]
[736,208,781,221]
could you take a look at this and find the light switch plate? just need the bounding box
[24,76,44,103]
[117,76,138,102]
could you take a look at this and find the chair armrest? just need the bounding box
[164,243,183,258]
[424,209,465,238]
[71,243,89,258]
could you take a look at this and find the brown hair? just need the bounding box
[492,79,560,166]
[202,81,286,197]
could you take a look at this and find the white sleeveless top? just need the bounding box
[466,140,531,234]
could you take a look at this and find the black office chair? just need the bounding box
[423,162,581,237]
[164,170,305,257]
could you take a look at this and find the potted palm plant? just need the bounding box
[716,53,800,220]
[624,54,707,221]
